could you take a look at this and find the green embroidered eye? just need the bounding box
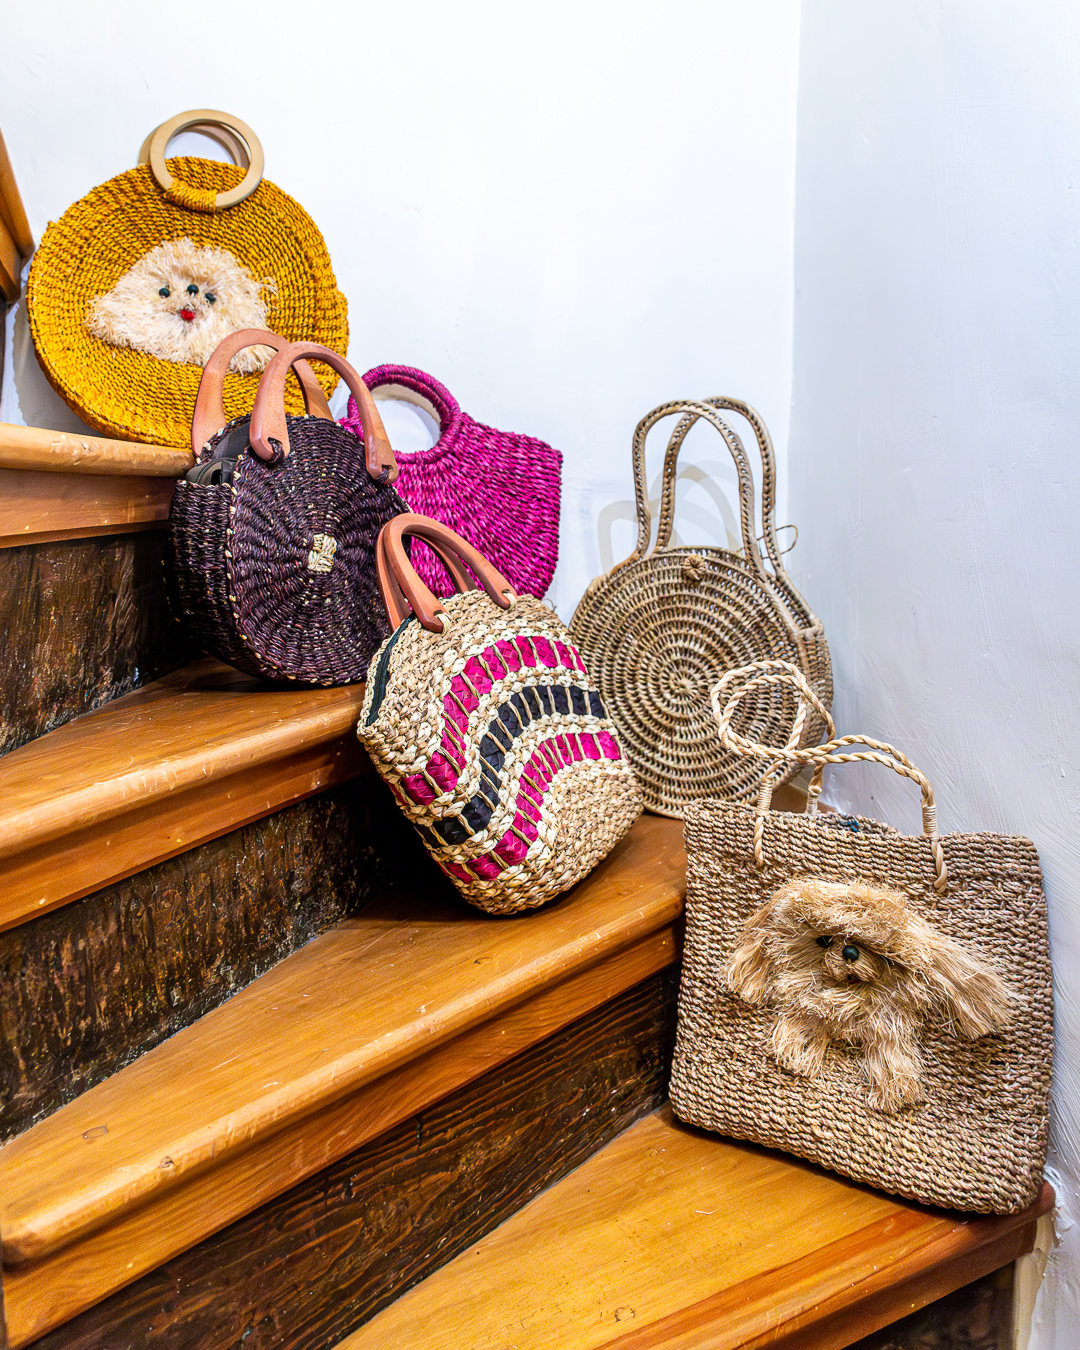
[158,286,170,298]
[205,293,216,305]
[842,944,860,962]
[186,283,199,296]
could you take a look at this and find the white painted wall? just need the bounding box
[0,0,801,616]
[789,3,1080,1343]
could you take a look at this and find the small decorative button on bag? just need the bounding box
[358,514,643,914]
[669,660,1053,1214]
[168,333,409,685]
[570,399,831,817]
[341,366,562,600]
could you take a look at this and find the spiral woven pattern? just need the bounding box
[571,548,830,815]
[358,589,642,913]
[168,415,408,683]
[342,366,562,599]
[28,157,348,447]
[669,798,1053,1213]
[570,398,831,817]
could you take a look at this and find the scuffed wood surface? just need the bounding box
[0,468,177,548]
[0,657,371,932]
[340,1107,1051,1350]
[0,776,408,1143]
[0,533,194,755]
[20,971,678,1350]
[0,423,190,476]
[0,815,685,1264]
[3,932,678,1346]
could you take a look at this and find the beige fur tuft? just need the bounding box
[724,878,1013,1113]
[86,238,277,372]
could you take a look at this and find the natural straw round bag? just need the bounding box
[27,109,348,448]
[569,398,831,817]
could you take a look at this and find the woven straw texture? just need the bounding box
[342,366,562,599]
[358,589,642,914]
[28,158,347,447]
[569,398,831,817]
[669,710,1053,1214]
[168,414,408,684]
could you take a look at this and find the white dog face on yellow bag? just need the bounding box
[725,878,1013,1113]
[86,238,276,372]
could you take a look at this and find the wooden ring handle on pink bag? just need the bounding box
[377,514,515,633]
[250,342,398,481]
[192,329,333,455]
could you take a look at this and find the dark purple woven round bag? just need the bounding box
[168,330,409,685]
[341,365,562,599]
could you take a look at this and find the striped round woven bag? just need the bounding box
[168,335,408,685]
[359,515,643,914]
[27,110,347,448]
[569,398,832,817]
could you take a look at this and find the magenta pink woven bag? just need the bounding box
[341,365,562,599]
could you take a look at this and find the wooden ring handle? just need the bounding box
[250,342,398,481]
[139,110,264,211]
[377,514,514,633]
[192,329,332,455]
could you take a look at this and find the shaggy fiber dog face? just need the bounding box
[725,878,1013,1112]
[86,238,276,372]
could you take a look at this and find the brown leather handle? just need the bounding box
[375,527,478,629]
[251,342,398,480]
[377,514,515,633]
[192,328,333,455]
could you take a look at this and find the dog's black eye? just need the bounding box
[205,292,216,304]
[187,283,199,296]
[158,286,170,298]
[842,944,860,962]
[815,935,832,948]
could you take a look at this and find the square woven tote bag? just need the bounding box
[669,660,1053,1214]
[358,514,642,915]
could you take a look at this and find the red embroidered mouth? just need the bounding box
[178,309,196,322]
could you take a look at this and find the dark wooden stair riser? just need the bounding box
[0,532,195,755]
[0,775,424,1141]
[23,969,678,1350]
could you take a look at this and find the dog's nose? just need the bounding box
[178,309,196,322]
[841,944,860,962]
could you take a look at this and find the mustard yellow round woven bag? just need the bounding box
[27,110,348,448]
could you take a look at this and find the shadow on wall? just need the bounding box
[2,295,101,436]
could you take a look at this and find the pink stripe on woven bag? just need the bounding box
[341,365,562,600]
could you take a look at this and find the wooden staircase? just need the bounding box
[0,425,1053,1349]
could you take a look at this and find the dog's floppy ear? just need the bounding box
[724,900,778,1005]
[921,928,1013,1039]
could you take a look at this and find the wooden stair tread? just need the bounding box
[338,1106,1053,1350]
[0,657,369,930]
[0,421,191,475]
[0,814,685,1269]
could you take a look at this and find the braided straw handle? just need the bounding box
[710,660,949,893]
[625,401,772,585]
